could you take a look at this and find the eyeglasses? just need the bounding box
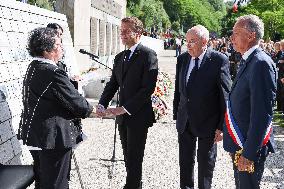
[186,40,199,45]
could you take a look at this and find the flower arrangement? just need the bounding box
[151,71,173,120]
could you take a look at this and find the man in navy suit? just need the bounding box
[173,25,231,189]
[97,17,158,189]
[223,15,277,189]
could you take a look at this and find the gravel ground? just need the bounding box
[68,49,284,189]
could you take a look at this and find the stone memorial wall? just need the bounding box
[0,0,75,165]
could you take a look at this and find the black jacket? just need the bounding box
[18,60,93,149]
[173,49,231,137]
[99,44,158,127]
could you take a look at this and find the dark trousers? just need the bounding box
[30,148,72,189]
[118,123,148,189]
[232,153,266,189]
[178,125,217,189]
[276,81,283,111]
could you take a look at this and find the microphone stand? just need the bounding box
[81,51,123,180]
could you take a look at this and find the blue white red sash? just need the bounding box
[225,101,272,149]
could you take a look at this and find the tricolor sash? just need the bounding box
[225,101,272,149]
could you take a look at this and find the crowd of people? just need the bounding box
[16,14,279,189]
[206,36,284,113]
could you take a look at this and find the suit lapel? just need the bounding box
[199,49,211,70]
[116,51,125,85]
[122,44,141,80]
[181,53,191,94]
[231,48,262,91]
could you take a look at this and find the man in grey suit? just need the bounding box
[173,25,231,189]
[223,14,277,189]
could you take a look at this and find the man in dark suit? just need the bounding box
[223,15,277,189]
[97,17,158,189]
[17,27,96,189]
[173,25,231,189]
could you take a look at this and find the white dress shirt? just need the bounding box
[127,43,139,60]
[186,49,207,84]
[242,45,259,61]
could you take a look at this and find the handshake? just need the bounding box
[89,104,127,118]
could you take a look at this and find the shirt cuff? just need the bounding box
[122,106,131,115]
[97,104,105,110]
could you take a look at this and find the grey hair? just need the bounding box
[187,25,209,41]
[236,14,264,41]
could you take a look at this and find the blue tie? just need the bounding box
[237,58,245,73]
[124,50,131,63]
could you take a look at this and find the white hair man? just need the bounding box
[223,14,276,189]
[173,24,231,189]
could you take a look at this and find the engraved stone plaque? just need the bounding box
[91,0,122,18]
[0,86,6,102]
[0,47,13,62]
[90,17,98,55]
[11,9,22,21]
[0,31,10,47]
[5,81,17,100]
[99,20,106,56]
[0,140,14,164]
[8,98,22,117]
[106,23,111,56]
[0,101,11,123]
[117,26,121,53]
[8,63,21,80]
[20,11,32,23]
[19,61,29,77]
[8,32,19,47]
[1,7,12,20]
[11,136,22,156]
[10,21,19,32]
[111,24,117,55]
[0,63,9,81]
[0,18,12,32]
[0,7,3,19]
[0,120,13,143]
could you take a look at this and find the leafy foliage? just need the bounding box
[16,0,54,10]
[221,0,284,40]
[127,0,171,31]
[128,0,227,35]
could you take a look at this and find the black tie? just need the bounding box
[237,58,245,73]
[186,57,199,89]
[124,50,131,63]
[123,50,131,73]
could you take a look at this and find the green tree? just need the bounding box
[16,0,54,10]
[127,0,170,32]
[245,0,284,40]
[162,0,226,35]
[207,0,226,12]
[222,0,284,40]
[171,21,180,32]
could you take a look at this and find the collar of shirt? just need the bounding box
[127,43,139,59]
[242,45,259,61]
[33,57,57,66]
[191,48,207,66]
